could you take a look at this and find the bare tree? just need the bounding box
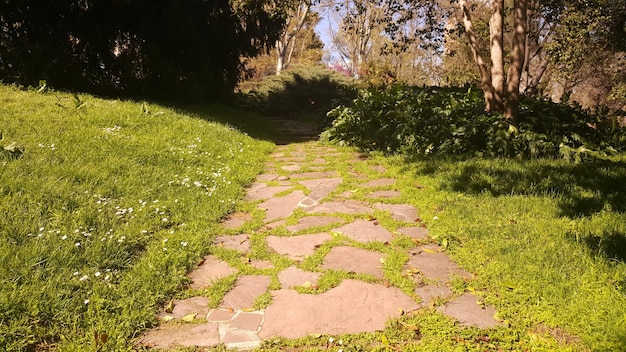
[276,0,316,74]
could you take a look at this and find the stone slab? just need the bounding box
[405,247,472,284]
[259,190,306,221]
[286,216,346,233]
[299,178,343,201]
[437,293,501,329]
[162,297,210,319]
[189,255,237,289]
[214,234,251,253]
[260,280,419,339]
[257,174,280,181]
[332,219,394,243]
[374,203,419,222]
[266,233,332,261]
[307,201,374,215]
[367,190,402,199]
[220,275,271,310]
[249,259,274,269]
[230,311,264,332]
[140,323,220,348]
[246,184,293,201]
[321,246,384,278]
[221,212,253,229]
[414,285,453,305]
[290,171,339,179]
[397,227,430,241]
[206,309,236,322]
[362,178,396,188]
[278,267,322,289]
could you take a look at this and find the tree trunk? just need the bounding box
[504,0,528,120]
[490,0,505,111]
[459,0,496,112]
[276,39,287,75]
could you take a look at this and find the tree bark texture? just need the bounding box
[490,0,505,111]
[459,0,496,112]
[505,0,528,119]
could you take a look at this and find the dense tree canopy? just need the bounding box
[0,0,288,100]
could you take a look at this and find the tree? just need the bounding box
[0,0,289,100]
[457,0,527,119]
[275,0,320,74]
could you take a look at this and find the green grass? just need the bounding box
[388,155,626,351]
[246,148,626,351]
[0,84,274,351]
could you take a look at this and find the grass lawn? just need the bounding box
[0,84,274,350]
[2,82,625,351]
[384,155,626,351]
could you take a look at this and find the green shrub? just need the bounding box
[237,65,356,120]
[321,84,626,160]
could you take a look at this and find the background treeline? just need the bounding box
[0,0,286,101]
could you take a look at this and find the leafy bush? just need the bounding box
[237,65,356,120]
[321,84,626,161]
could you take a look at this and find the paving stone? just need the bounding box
[206,309,236,322]
[221,275,271,310]
[265,219,286,229]
[189,255,237,289]
[266,233,332,261]
[405,247,472,284]
[278,267,322,288]
[437,293,501,329]
[321,246,384,278]
[371,165,387,173]
[256,174,280,181]
[374,203,419,222]
[259,190,306,221]
[230,311,264,331]
[332,219,394,243]
[290,171,339,179]
[249,259,274,269]
[221,329,262,350]
[286,216,345,233]
[297,196,318,208]
[362,178,396,188]
[281,164,302,172]
[246,184,293,201]
[397,226,430,241]
[162,297,210,319]
[260,280,420,339]
[140,323,220,348]
[275,157,307,162]
[307,201,374,215]
[367,190,402,199]
[214,234,252,253]
[221,212,253,229]
[299,178,343,201]
[415,285,453,305]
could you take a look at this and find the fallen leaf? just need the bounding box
[399,321,420,331]
[161,315,175,322]
[242,307,256,312]
[181,313,197,322]
[302,281,312,288]
[422,247,438,254]
[164,300,175,313]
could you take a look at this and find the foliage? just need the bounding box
[238,65,357,120]
[0,84,273,350]
[0,0,288,101]
[322,84,626,160]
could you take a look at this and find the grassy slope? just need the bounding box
[387,156,626,351]
[0,84,273,351]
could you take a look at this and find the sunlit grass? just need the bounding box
[0,84,273,350]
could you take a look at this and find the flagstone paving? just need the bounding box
[139,137,503,350]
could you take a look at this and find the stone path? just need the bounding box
[140,138,502,350]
